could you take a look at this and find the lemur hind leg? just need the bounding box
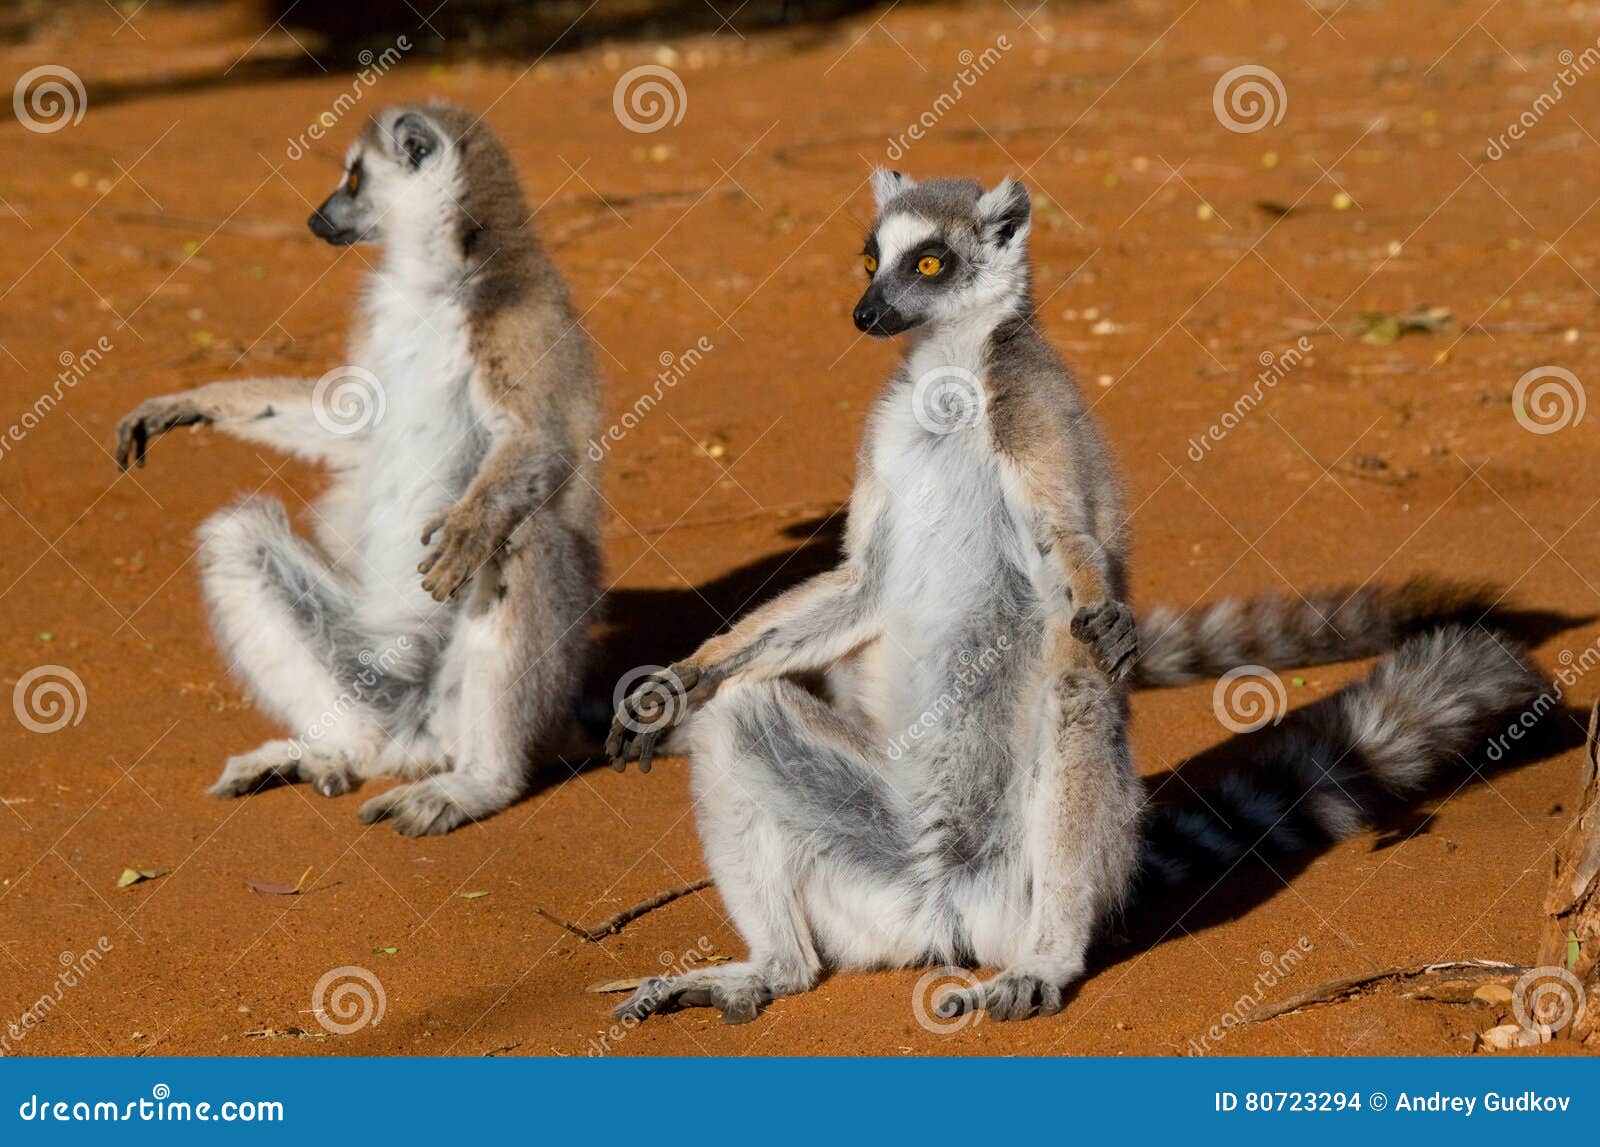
[617,678,935,1025]
[945,657,1141,1022]
[360,518,597,836]
[198,496,426,799]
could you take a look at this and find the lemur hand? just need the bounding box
[1069,599,1138,683]
[114,395,212,470]
[418,498,516,602]
[606,662,716,774]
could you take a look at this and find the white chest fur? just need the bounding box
[350,274,483,609]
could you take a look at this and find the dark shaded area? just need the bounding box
[263,0,888,60]
[5,0,897,120]
[583,509,846,711]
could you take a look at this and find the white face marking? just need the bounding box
[873,215,938,270]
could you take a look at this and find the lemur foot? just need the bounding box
[1069,600,1138,682]
[358,776,493,836]
[417,501,512,602]
[614,965,773,1026]
[940,967,1077,1023]
[209,740,362,799]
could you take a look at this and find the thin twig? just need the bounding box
[534,876,714,942]
[1241,959,1522,1025]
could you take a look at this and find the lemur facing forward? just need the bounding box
[114,104,601,836]
[607,171,1546,1025]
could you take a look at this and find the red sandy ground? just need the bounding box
[1,0,1598,1057]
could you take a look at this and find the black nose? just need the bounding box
[308,210,337,240]
[853,303,881,333]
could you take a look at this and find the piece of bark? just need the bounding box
[1534,699,1600,1042]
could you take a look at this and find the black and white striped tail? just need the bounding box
[1131,626,1546,905]
[1132,577,1500,687]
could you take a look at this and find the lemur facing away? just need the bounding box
[114,104,601,836]
[606,171,1547,1025]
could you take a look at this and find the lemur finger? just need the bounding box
[419,512,450,547]
[132,421,149,469]
[937,986,981,1020]
[636,728,660,774]
[417,532,450,574]
[1036,981,1064,1018]
[604,722,626,763]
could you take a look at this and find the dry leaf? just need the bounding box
[1355,305,1453,345]
[1473,983,1514,1005]
[117,867,166,888]
[245,877,298,895]
[460,890,489,900]
[586,977,648,994]
[245,866,313,896]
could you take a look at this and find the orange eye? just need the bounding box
[863,253,878,275]
[345,169,361,194]
[918,255,942,276]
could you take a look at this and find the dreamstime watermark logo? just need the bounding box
[293,636,413,755]
[13,665,86,734]
[1186,336,1312,462]
[911,365,985,434]
[0,336,114,462]
[586,937,718,1055]
[588,336,714,461]
[1485,632,1600,762]
[1212,665,1287,734]
[13,65,86,134]
[2,937,112,1055]
[1186,937,1312,1055]
[1512,365,1585,435]
[285,36,411,160]
[1513,966,1588,1038]
[887,636,1012,760]
[311,966,385,1035]
[312,366,386,436]
[1486,38,1600,160]
[1212,65,1287,134]
[613,665,690,739]
[911,966,983,1034]
[612,64,686,133]
[884,36,1013,161]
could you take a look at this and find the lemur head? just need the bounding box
[852,170,1033,338]
[308,103,527,261]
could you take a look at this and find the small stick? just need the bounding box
[1240,959,1521,1025]
[535,876,714,943]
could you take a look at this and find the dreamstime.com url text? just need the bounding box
[16,1084,284,1124]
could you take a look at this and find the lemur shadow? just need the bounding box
[595,510,847,689]
[60,1,894,115]
[536,510,846,780]
[1101,692,1591,968]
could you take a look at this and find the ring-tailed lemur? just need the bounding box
[113,103,601,836]
[605,171,1547,1024]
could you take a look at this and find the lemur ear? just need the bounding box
[391,112,441,169]
[870,168,917,210]
[977,177,1031,249]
